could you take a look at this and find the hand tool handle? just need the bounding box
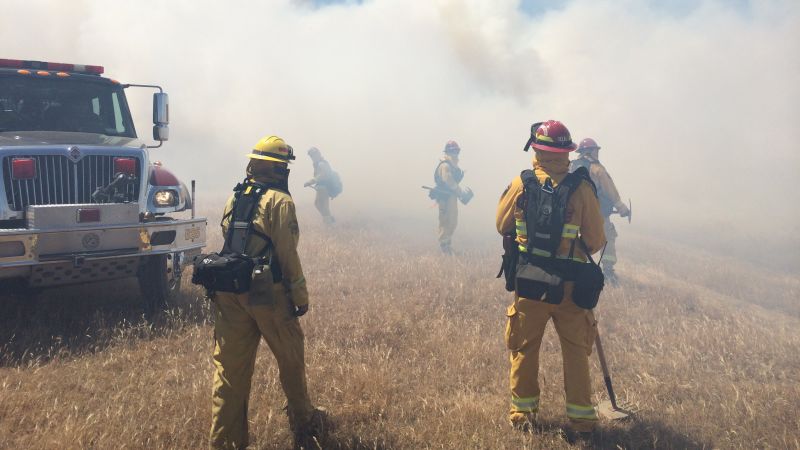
[595,332,619,410]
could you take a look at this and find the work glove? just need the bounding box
[304,180,314,188]
[293,304,309,317]
[617,203,630,217]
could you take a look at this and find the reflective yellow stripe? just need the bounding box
[561,224,579,239]
[511,396,540,412]
[536,133,554,143]
[519,245,528,253]
[556,255,586,263]
[566,403,598,420]
[292,276,306,288]
[531,248,551,257]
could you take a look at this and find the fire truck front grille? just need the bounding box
[2,155,141,211]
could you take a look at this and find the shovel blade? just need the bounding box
[597,400,635,421]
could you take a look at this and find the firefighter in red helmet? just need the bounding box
[497,121,606,443]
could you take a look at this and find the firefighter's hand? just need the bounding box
[304,180,314,188]
[293,304,309,317]
[617,203,630,217]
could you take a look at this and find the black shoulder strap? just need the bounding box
[517,169,538,209]
[520,169,538,187]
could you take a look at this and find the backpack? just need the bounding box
[315,160,343,198]
[513,167,605,309]
[326,170,343,198]
[191,179,284,294]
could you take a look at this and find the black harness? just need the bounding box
[192,179,285,294]
[509,166,605,308]
[434,159,464,189]
[519,166,594,259]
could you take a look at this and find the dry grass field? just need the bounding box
[1,209,799,449]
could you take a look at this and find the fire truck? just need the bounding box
[0,59,207,316]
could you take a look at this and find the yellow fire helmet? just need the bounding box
[247,135,296,163]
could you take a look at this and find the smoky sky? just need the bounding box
[3,0,799,255]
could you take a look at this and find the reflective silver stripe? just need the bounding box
[511,396,540,412]
[566,403,598,420]
[534,232,550,239]
[556,255,586,263]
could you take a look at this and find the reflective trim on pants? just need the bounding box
[511,395,540,413]
[566,402,598,421]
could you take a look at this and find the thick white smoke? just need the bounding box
[2,0,798,264]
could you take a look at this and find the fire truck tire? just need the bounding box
[138,253,179,317]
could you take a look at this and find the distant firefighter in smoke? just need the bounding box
[570,138,630,285]
[304,147,342,226]
[424,140,473,254]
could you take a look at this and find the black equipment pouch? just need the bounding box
[571,238,605,309]
[496,233,519,292]
[192,179,283,294]
[515,255,564,303]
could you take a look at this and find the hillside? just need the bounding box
[1,216,798,449]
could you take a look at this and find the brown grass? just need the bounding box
[1,210,799,449]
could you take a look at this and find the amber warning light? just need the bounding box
[77,208,101,223]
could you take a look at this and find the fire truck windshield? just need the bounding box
[0,75,136,137]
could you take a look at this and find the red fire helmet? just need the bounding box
[577,138,601,152]
[528,120,577,153]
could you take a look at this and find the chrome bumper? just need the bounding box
[0,218,206,279]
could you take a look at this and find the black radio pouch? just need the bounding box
[571,238,605,309]
[192,253,256,294]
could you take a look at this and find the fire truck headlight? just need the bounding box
[153,189,178,207]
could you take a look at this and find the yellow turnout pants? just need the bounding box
[505,292,599,432]
[209,287,313,450]
[437,196,458,245]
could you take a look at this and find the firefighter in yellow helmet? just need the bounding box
[431,140,473,254]
[570,138,630,285]
[209,135,327,449]
[304,147,341,225]
[496,121,605,442]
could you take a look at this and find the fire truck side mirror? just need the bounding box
[153,93,169,142]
